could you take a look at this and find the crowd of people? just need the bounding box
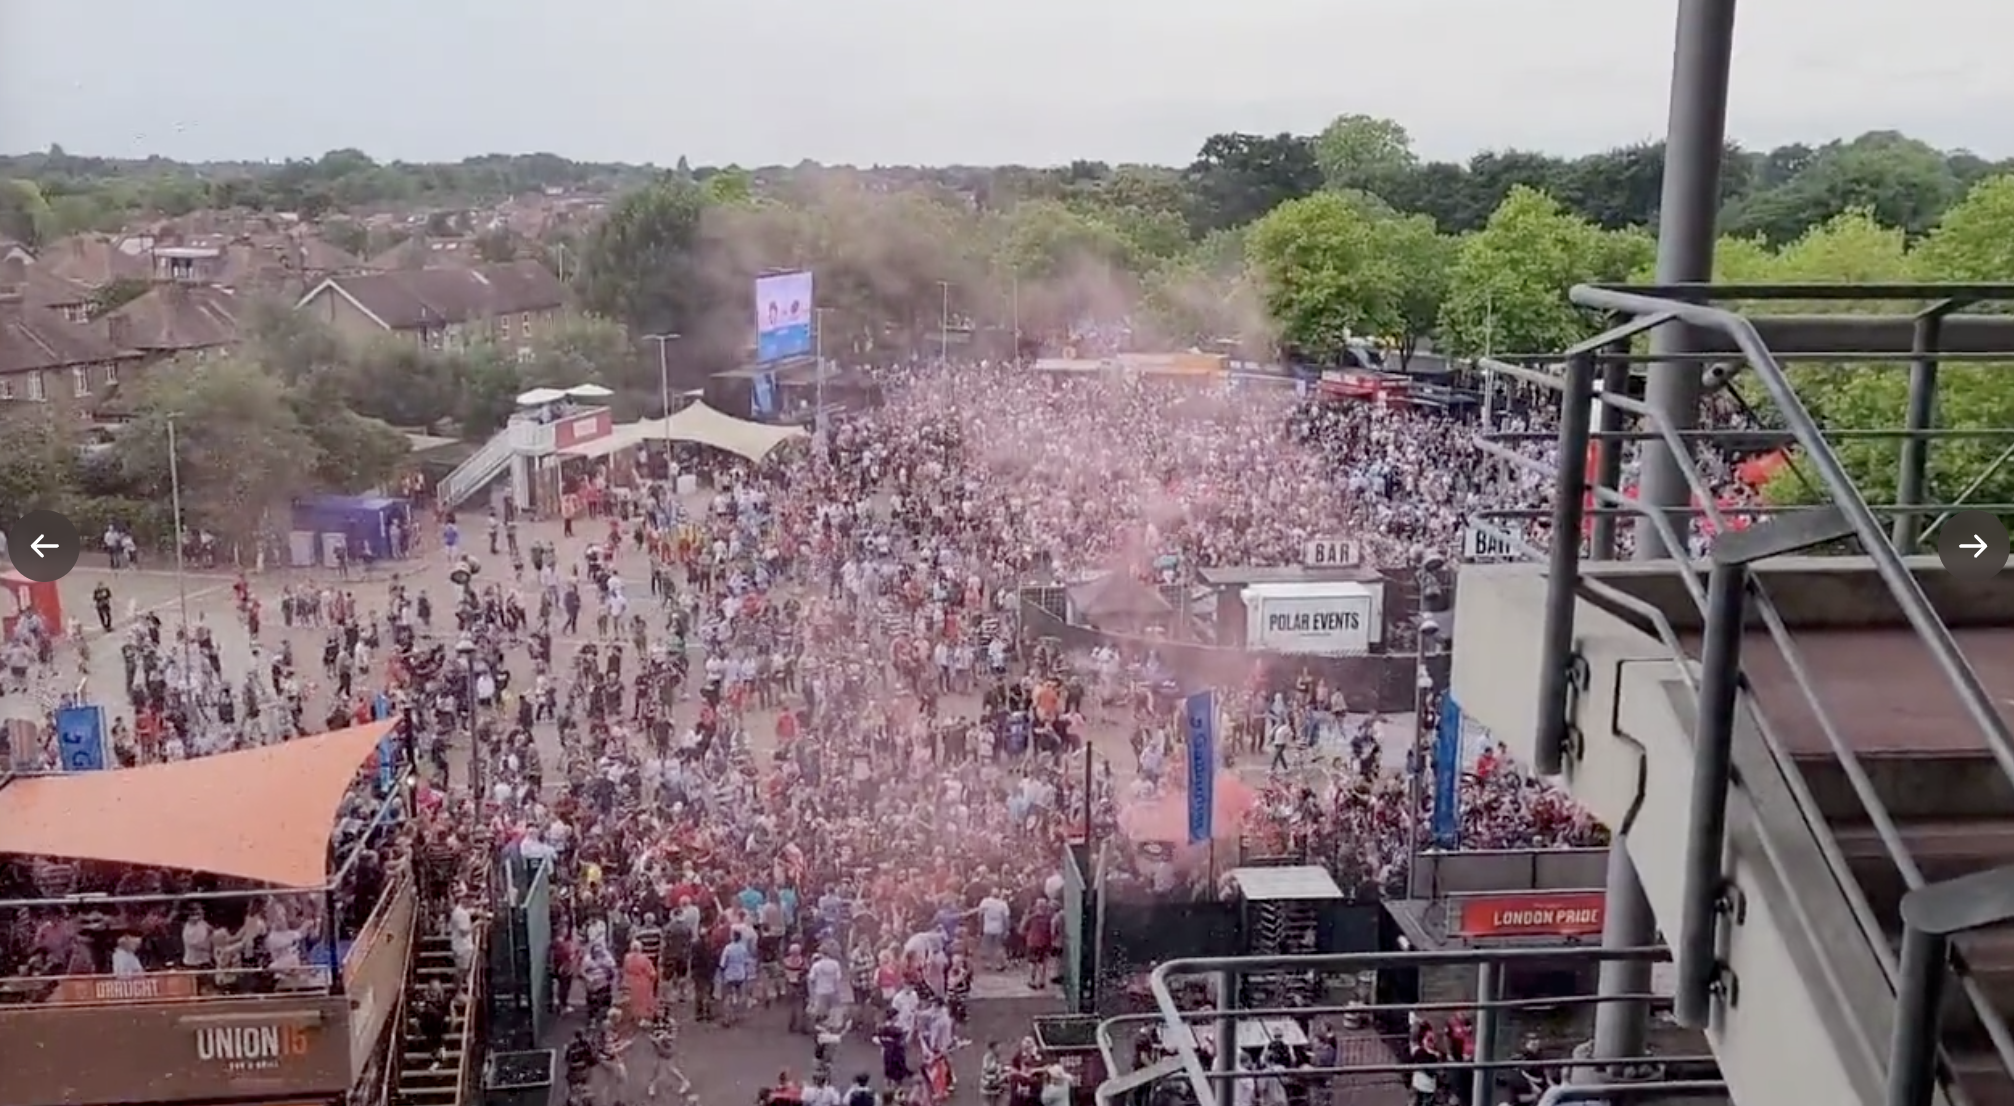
[0,358,1679,1104]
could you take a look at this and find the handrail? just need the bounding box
[1478,286,2014,1104]
[453,922,488,1106]
[0,965,337,1006]
[1097,946,1693,1106]
[1565,285,2014,777]
[374,901,419,1106]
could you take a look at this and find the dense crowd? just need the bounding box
[0,358,1667,1103]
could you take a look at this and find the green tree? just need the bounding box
[0,408,78,511]
[320,218,371,259]
[576,178,710,337]
[1912,175,2014,280]
[1312,114,1417,198]
[474,227,519,263]
[1183,132,1322,234]
[114,358,319,538]
[1247,192,1404,361]
[0,179,53,246]
[1437,186,1612,356]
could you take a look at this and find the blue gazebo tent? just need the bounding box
[288,495,410,568]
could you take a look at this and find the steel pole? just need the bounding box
[1601,0,1738,1073]
[166,416,193,689]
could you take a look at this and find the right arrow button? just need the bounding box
[1938,510,2011,581]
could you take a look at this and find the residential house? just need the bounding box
[0,239,33,267]
[0,259,142,414]
[294,259,567,357]
[20,265,92,323]
[367,236,483,271]
[35,233,154,288]
[102,283,241,366]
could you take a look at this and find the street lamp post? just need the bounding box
[936,280,951,364]
[643,332,680,456]
[813,308,830,436]
[165,416,194,687]
[456,636,479,798]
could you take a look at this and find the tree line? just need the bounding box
[5,115,2014,529]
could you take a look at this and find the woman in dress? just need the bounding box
[623,938,658,1026]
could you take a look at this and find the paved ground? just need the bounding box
[553,993,1069,1105]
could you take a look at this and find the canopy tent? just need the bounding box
[0,719,392,888]
[639,401,810,462]
[515,387,568,407]
[565,383,614,399]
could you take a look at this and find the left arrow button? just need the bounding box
[4,510,82,582]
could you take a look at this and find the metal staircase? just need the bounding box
[392,933,470,1106]
[438,432,516,512]
[1452,282,2014,1106]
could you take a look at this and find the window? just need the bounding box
[427,327,444,352]
[0,378,13,401]
[515,347,534,365]
[521,312,532,338]
[103,363,119,387]
[72,367,90,398]
[26,371,46,402]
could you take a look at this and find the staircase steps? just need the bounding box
[391,933,470,1106]
[1747,628,2014,1106]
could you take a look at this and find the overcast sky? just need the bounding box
[3,0,2011,168]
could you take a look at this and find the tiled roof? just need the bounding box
[308,260,565,331]
[103,284,241,351]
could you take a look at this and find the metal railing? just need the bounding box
[454,923,488,1106]
[1092,946,1715,1106]
[1464,282,2014,1106]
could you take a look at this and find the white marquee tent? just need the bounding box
[638,402,809,462]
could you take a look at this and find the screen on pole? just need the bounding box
[754,270,814,362]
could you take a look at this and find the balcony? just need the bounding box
[0,722,415,1106]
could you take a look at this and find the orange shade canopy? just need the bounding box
[0,719,393,888]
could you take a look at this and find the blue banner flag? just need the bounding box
[1430,691,1463,848]
[1184,690,1218,844]
[53,706,107,772]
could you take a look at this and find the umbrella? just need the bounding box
[565,383,615,399]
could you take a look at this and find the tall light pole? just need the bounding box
[935,280,951,365]
[643,332,680,452]
[165,416,193,693]
[1011,277,1020,361]
[813,308,830,436]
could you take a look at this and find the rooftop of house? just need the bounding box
[0,261,134,374]
[300,259,566,331]
[103,283,242,352]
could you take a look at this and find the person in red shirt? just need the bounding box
[1021,902,1053,989]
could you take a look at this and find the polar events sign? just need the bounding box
[1245,584,1375,655]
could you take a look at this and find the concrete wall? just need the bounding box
[1448,562,1891,1106]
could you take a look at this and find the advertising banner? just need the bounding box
[1247,591,1374,654]
[1454,891,1607,938]
[754,270,814,362]
[1430,691,1462,848]
[1183,689,1217,844]
[53,705,106,771]
[0,995,351,1106]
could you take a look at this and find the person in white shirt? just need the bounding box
[977,892,1012,970]
[806,948,846,1028]
[449,897,477,976]
[181,908,214,969]
[111,934,146,978]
